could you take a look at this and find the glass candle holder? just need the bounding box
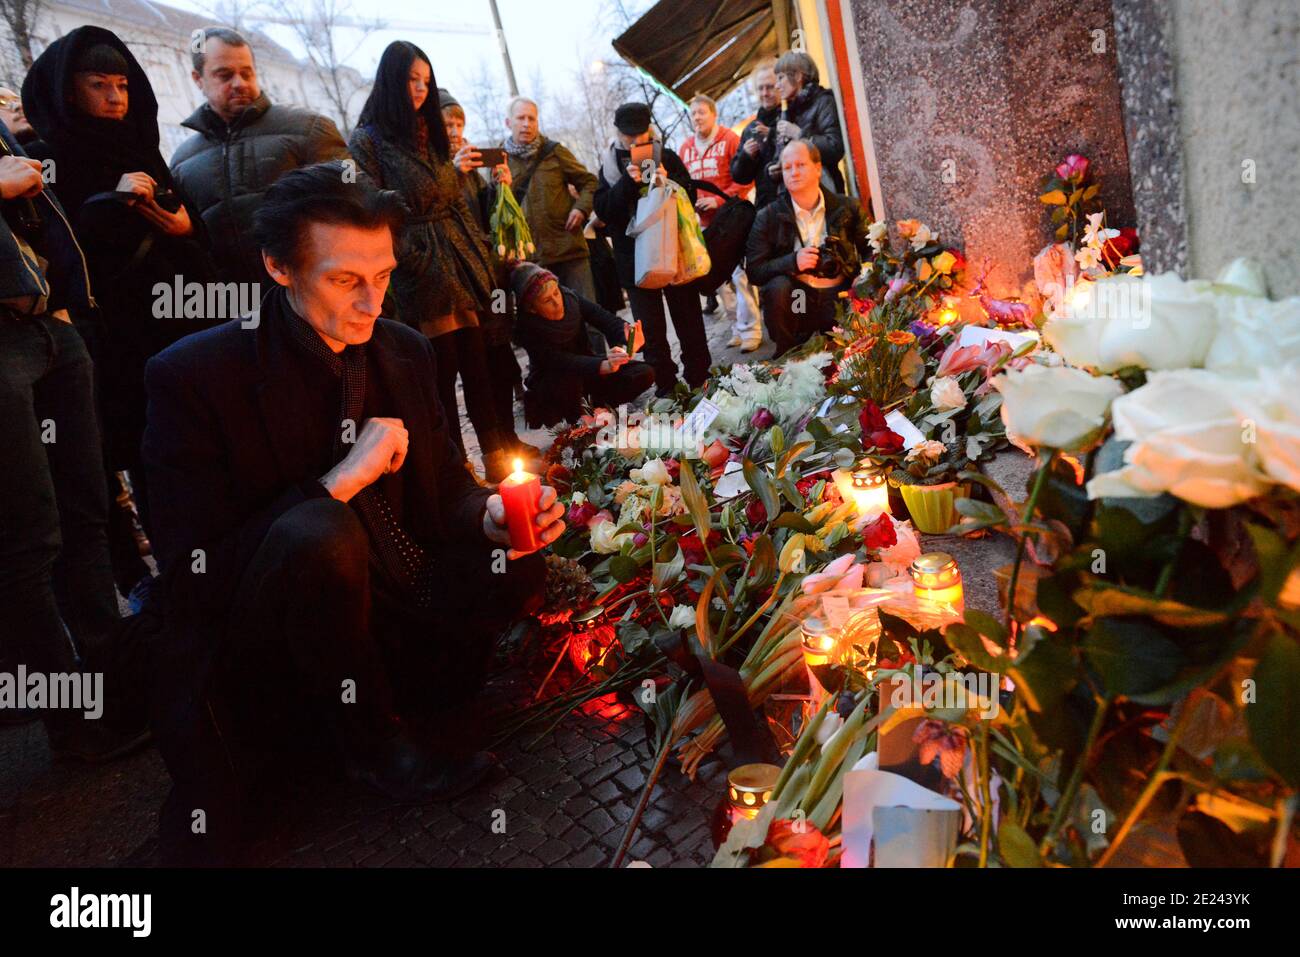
[711,762,782,848]
[849,462,891,517]
[909,552,964,611]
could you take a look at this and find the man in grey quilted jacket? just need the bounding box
[170,27,350,288]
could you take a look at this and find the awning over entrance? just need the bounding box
[612,0,794,103]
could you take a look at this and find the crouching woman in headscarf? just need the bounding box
[511,262,654,428]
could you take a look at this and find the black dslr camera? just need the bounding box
[808,233,857,280]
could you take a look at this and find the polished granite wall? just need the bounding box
[845,0,1138,302]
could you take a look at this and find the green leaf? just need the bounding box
[1245,523,1293,607]
[743,458,782,525]
[954,498,1008,529]
[770,513,815,533]
[944,622,1010,672]
[1054,223,1070,241]
[609,554,640,584]
[998,822,1041,867]
[1082,183,1101,201]
[1009,630,1077,713]
[1083,618,1184,697]
[1246,630,1300,789]
[900,348,926,389]
[964,609,1009,649]
[775,440,814,479]
[1073,585,1229,628]
[678,458,713,542]
[652,547,684,591]
[748,534,777,590]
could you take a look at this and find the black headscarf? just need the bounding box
[22,26,172,211]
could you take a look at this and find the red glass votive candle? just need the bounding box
[499,458,542,553]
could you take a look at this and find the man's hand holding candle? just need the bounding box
[485,481,565,558]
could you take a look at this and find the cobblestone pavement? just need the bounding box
[0,293,1030,868]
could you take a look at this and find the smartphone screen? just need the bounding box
[629,142,657,168]
[477,147,506,168]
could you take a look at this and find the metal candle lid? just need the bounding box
[910,552,959,585]
[727,763,781,810]
[571,606,605,627]
[851,463,887,488]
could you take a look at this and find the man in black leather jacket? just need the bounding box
[746,140,868,357]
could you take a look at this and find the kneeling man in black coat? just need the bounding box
[142,162,564,863]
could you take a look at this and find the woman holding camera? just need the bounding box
[23,26,216,602]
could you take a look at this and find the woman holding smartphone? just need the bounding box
[23,25,216,606]
[350,41,514,483]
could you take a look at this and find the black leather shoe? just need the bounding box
[346,729,498,803]
[47,720,152,763]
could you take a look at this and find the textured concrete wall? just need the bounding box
[1170,0,1299,295]
[845,0,1136,302]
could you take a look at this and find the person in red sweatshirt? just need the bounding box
[679,94,763,352]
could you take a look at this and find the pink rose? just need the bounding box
[567,502,597,527]
[1055,154,1089,181]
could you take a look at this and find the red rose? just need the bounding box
[1102,227,1139,267]
[745,498,768,526]
[858,400,888,434]
[861,512,897,551]
[761,818,830,868]
[851,295,875,316]
[664,457,681,481]
[678,529,722,566]
[867,428,904,455]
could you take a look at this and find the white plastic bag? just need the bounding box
[626,179,678,289]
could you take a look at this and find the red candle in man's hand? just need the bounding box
[499,459,543,553]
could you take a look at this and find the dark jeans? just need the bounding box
[586,361,655,413]
[0,313,117,679]
[624,283,712,394]
[430,323,507,456]
[548,257,596,302]
[759,276,845,358]
[485,341,522,443]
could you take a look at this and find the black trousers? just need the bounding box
[430,324,507,457]
[485,341,522,443]
[0,314,118,686]
[162,497,544,861]
[759,276,845,358]
[624,283,712,394]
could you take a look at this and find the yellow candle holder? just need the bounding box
[727,763,781,821]
[909,552,965,611]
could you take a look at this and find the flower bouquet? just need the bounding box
[490,182,535,262]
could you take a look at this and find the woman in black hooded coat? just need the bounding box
[23,26,217,597]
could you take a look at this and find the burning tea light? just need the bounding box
[499,458,542,553]
[712,762,782,848]
[800,616,837,668]
[849,462,891,517]
[909,552,965,610]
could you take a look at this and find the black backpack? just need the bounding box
[688,179,756,293]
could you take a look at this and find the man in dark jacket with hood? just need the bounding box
[0,118,149,760]
[170,27,349,287]
[772,51,845,195]
[593,102,712,396]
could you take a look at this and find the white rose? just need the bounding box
[589,519,631,554]
[1240,362,1300,492]
[993,364,1123,451]
[930,376,967,412]
[667,604,696,630]
[1213,257,1269,297]
[630,457,672,486]
[1204,295,1300,374]
[1045,272,1218,372]
[1085,369,1270,508]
